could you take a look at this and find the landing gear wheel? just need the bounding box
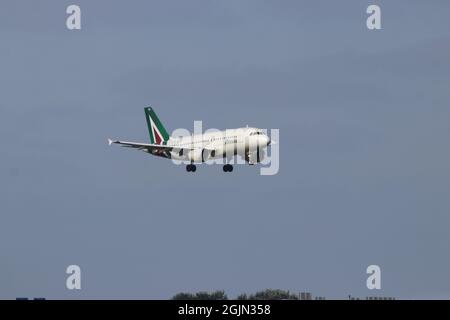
[186,164,196,172]
[223,164,233,172]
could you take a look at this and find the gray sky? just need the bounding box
[1,0,450,299]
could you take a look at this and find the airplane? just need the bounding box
[108,107,271,172]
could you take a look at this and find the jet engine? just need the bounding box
[187,149,217,163]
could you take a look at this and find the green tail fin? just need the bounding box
[144,107,170,144]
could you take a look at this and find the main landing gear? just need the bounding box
[223,164,233,172]
[186,164,233,172]
[186,164,196,172]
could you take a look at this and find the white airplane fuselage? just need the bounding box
[165,127,270,163]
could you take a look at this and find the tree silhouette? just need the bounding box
[172,290,228,300]
[238,289,299,300]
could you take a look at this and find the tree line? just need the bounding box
[172,289,301,300]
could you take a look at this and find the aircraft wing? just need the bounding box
[108,138,213,159]
[108,139,179,158]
